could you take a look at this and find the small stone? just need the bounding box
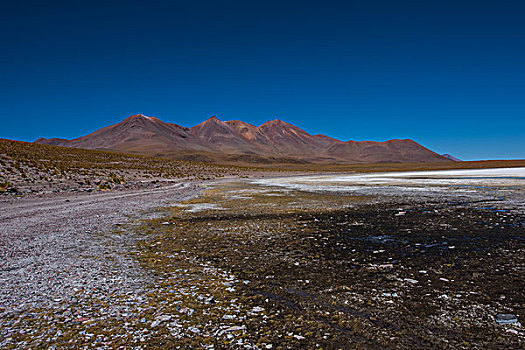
[404,278,418,284]
[188,326,200,333]
[156,315,171,322]
[252,306,265,313]
[495,314,519,325]
[224,325,245,332]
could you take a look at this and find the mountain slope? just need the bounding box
[324,139,447,163]
[37,114,209,154]
[189,117,263,154]
[442,154,462,162]
[36,114,451,164]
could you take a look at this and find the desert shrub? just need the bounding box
[98,183,111,191]
[111,176,125,184]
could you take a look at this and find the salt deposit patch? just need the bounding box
[227,195,252,200]
[174,203,224,212]
[251,167,525,195]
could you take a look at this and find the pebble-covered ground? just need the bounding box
[1,168,524,349]
[0,182,202,349]
[0,138,259,196]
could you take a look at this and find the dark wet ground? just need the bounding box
[146,184,524,349]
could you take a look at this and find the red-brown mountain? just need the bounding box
[35,114,450,164]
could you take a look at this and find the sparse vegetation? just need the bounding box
[2,145,524,348]
[0,139,274,195]
[10,181,518,348]
[97,182,112,191]
[0,180,11,192]
[2,138,523,196]
[126,181,525,348]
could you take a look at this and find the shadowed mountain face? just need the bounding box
[35,114,450,164]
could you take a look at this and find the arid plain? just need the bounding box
[1,140,524,349]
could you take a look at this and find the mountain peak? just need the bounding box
[192,116,227,128]
[124,114,160,122]
[34,114,451,164]
[261,118,284,125]
[128,113,147,119]
[259,119,295,129]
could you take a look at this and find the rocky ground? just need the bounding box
[1,169,524,349]
[0,138,262,197]
[124,181,523,349]
[0,182,205,348]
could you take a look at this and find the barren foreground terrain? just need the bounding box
[1,167,524,349]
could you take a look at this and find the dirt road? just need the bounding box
[0,182,201,316]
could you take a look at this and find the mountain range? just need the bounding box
[35,114,452,164]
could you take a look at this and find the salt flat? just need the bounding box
[252,167,525,193]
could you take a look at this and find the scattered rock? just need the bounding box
[156,314,172,322]
[496,314,519,325]
[188,326,200,333]
[224,326,246,332]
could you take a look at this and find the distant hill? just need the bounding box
[442,154,462,162]
[36,114,451,164]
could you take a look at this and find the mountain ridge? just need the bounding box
[35,114,451,164]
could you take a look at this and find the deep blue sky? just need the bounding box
[2,1,524,160]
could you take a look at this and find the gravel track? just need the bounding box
[0,182,202,317]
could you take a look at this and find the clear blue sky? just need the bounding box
[1,1,524,160]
